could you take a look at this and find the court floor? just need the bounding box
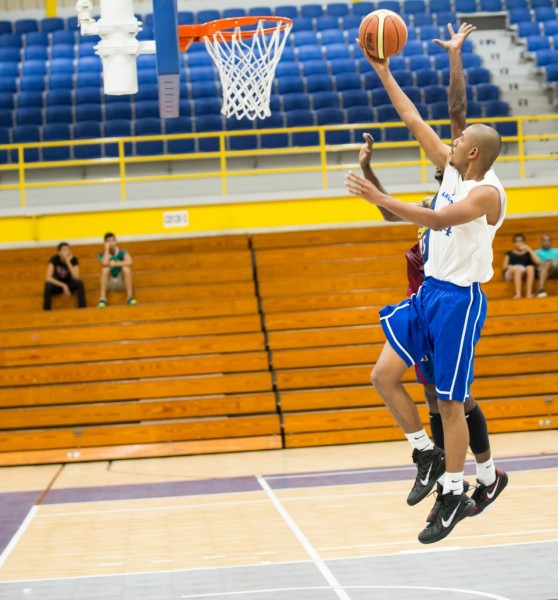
[0,431,557,599]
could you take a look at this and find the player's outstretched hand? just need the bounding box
[345,170,380,204]
[358,133,375,170]
[433,22,476,53]
[355,38,390,73]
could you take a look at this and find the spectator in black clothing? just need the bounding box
[502,233,541,299]
[43,242,87,310]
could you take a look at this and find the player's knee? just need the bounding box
[371,363,394,391]
[122,265,131,273]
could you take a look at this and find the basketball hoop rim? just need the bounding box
[178,16,293,50]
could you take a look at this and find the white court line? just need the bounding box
[180,585,511,600]
[256,475,351,600]
[0,505,37,570]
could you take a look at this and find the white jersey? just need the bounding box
[422,165,507,286]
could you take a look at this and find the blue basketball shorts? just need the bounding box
[379,277,487,402]
[414,355,435,385]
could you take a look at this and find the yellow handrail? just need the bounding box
[0,115,556,207]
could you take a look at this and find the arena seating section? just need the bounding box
[0,0,527,162]
[0,216,556,465]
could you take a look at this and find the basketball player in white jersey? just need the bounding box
[346,28,507,544]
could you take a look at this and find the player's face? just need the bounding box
[450,128,475,169]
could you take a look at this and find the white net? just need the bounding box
[203,19,293,121]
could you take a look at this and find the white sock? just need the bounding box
[405,429,434,452]
[476,457,496,486]
[443,471,464,495]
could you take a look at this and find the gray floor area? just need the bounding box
[1,540,556,600]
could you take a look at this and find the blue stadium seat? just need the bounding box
[403,40,425,56]
[66,16,79,30]
[429,101,451,137]
[406,0,427,14]
[276,6,299,19]
[475,83,500,101]
[51,44,76,60]
[413,13,435,27]
[165,117,195,154]
[136,83,159,102]
[341,89,369,108]
[462,53,482,68]
[12,124,41,162]
[283,93,311,111]
[433,54,450,69]
[75,103,102,122]
[544,63,558,81]
[534,7,557,22]
[542,20,558,36]
[188,66,217,83]
[294,31,319,46]
[301,4,324,18]
[435,11,458,28]
[186,52,215,67]
[316,16,340,31]
[75,87,101,105]
[0,63,19,77]
[324,42,351,60]
[298,45,324,61]
[467,66,491,84]
[371,88,391,107]
[269,95,281,113]
[352,2,375,16]
[225,117,258,151]
[177,11,195,25]
[430,0,452,12]
[479,0,503,10]
[248,7,273,17]
[281,46,297,62]
[423,84,448,103]
[25,31,49,46]
[77,56,102,73]
[257,113,289,148]
[136,25,153,41]
[106,102,133,120]
[223,8,246,19]
[408,55,432,71]
[194,97,222,116]
[22,60,47,77]
[362,71,383,90]
[327,3,350,16]
[24,46,48,61]
[190,80,220,100]
[41,17,65,33]
[18,90,43,108]
[508,9,532,25]
[406,27,418,41]
[137,54,157,70]
[485,99,509,116]
[378,1,401,12]
[506,0,527,8]
[330,58,357,75]
[73,121,102,159]
[42,123,71,161]
[419,25,443,41]
[0,21,12,35]
[0,110,13,127]
[46,89,72,107]
[135,118,164,155]
[0,127,9,164]
[52,30,76,45]
[301,60,329,76]
[393,70,414,87]
[335,73,362,91]
[415,68,439,86]
[276,76,305,95]
[526,34,551,51]
[306,74,334,93]
[455,0,477,13]
[51,58,75,74]
[15,20,38,35]
[312,91,340,109]
[16,106,43,127]
[341,15,362,30]
[376,105,409,142]
[137,69,157,85]
[197,10,221,23]
[0,34,23,48]
[0,93,14,110]
[0,47,19,62]
[531,0,553,7]
[534,49,558,66]
[346,106,381,142]
[292,17,315,32]
[77,42,97,57]
[415,102,429,119]
[77,72,102,87]
[48,73,74,89]
[286,109,318,146]
[104,120,133,157]
[402,85,422,104]
[426,40,446,55]
[178,99,194,118]
[315,107,350,144]
[0,77,16,93]
[196,115,223,152]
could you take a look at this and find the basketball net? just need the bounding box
[203,20,292,121]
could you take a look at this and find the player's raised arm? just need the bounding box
[435,22,476,140]
[358,40,450,170]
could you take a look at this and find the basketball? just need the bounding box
[359,9,408,60]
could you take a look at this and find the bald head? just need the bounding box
[467,124,502,171]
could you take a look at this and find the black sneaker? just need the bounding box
[427,480,470,523]
[418,492,475,544]
[407,446,446,506]
[470,469,508,516]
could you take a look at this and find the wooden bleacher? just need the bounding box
[0,218,557,465]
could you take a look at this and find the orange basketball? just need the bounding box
[359,9,408,60]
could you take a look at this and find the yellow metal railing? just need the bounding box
[0,115,557,207]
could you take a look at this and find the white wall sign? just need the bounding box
[163,210,189,228]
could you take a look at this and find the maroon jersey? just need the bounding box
[405,242,424,296]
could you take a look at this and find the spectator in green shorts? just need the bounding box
[98,232,137,307]
[536,233,558,298]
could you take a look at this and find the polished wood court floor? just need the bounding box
[0,431,557,599]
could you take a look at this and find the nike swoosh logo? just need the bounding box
[486,477,499,500]
[420,464,433,486]
[441,502,461,528]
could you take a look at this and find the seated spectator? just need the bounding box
[535,233,558,298]
[44,242,86,310]
[98,232,137,307]
[502,233,541,299]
